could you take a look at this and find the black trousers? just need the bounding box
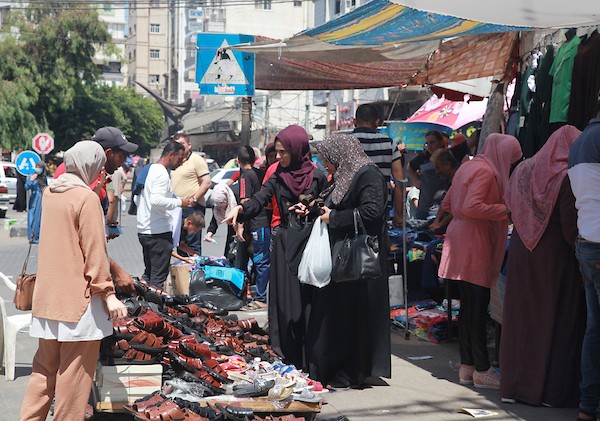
[138,232,173,288]
[458,281,491,372]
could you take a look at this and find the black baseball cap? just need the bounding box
[92,126,138,153]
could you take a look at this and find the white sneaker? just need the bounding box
[459,364,475,385]
[473,367,500,389]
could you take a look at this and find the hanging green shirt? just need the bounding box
[549,36,581,123]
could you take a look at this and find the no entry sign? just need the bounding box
[32,133,54,155]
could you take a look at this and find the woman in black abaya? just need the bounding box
[223,125,326,369]
[307,134,391,387]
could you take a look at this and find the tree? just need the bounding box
[67,85,164,154]
[0,4,163,153]
[0,37,42,150]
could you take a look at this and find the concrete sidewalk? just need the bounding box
[0,207,578,420]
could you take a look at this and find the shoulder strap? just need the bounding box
[21,236,34,276]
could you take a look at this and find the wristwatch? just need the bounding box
[192,197,198,203]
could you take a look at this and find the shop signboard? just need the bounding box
[386,121,480,151]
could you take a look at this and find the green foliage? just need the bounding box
[65,85,163,154]
[0,4,164,154]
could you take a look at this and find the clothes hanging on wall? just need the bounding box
[549,36,581,124]
[519,46,555,158]
[568,30,600,130]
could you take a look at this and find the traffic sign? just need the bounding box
[15,151,41,176]
[32,132,54,155]
[196,34,255,96]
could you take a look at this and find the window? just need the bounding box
[149,74,159,84]
[293,0,301,6]
[150,0,160,6]
[335,0,341,14]
[150,49,160,59]
[254,0,271,9]
[150,23,160,33]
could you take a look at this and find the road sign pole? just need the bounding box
[240,96,252,146]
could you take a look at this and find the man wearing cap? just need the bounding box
[171,132,212,256]
[54,126,139,293]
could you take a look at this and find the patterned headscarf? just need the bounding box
[316,134,374,205]
[274,125,315,197]
[505,125,581,250]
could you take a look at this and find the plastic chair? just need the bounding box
[0,273,32,381]
[0,272,16,291]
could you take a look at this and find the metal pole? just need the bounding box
[400,178,410,340]
[240,96,252,146]
[325,91,331,136]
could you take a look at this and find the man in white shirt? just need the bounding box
[137,140,192,287]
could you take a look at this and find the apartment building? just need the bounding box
[96,2,128,87]
[126,0,170,96]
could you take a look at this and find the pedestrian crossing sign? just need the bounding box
[196,34,255,96]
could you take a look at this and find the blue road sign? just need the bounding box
[15,151,41,176]
[196,34,255,96]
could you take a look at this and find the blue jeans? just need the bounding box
[251,227,271,302]
[576,239,600,416]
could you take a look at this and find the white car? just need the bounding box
[0,162,17,202]
[204,168,240,204]
[0,182,9,218]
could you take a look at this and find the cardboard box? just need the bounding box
[94,362,163,404]
[170,263,191,295]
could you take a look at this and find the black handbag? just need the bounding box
[331,209,381,283]
[285,215,316,276]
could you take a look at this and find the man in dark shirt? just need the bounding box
[407,130,450,220]
[238,146,270,304]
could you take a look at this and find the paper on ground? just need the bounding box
[457,408,499,418]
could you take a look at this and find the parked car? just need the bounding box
[204,167,240,205]
[0,182,9,218]
[0,161,17,202]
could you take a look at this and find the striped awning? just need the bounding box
[230,1,531,90]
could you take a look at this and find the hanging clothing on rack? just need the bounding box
[568,30,600,130]
[549,36,581,124]
[519,46,555,158]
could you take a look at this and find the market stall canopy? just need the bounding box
[405,95,488,130]
[231,0,527,90]
[390,0,600,28]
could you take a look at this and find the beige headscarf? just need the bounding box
[50,141,106,193]
[212,183,237,223]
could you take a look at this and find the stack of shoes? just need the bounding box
[106,279,324,420]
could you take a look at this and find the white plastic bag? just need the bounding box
[298,218,332,288]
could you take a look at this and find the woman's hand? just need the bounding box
[30,173,38,180]
[235,223,245,242]
[289,202,309,217]
[105,294,128,320]
[222,205,243,225]
[320,206,331,224]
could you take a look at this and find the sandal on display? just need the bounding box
[232,378,275,397]
[212,403,254,421]
[107,348,159,365]
[123,391,168,414]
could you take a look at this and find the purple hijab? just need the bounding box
[275,125,314,197]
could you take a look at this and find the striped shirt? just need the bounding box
[352,128,401,207]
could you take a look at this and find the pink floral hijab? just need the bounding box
[505,125,581,251]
